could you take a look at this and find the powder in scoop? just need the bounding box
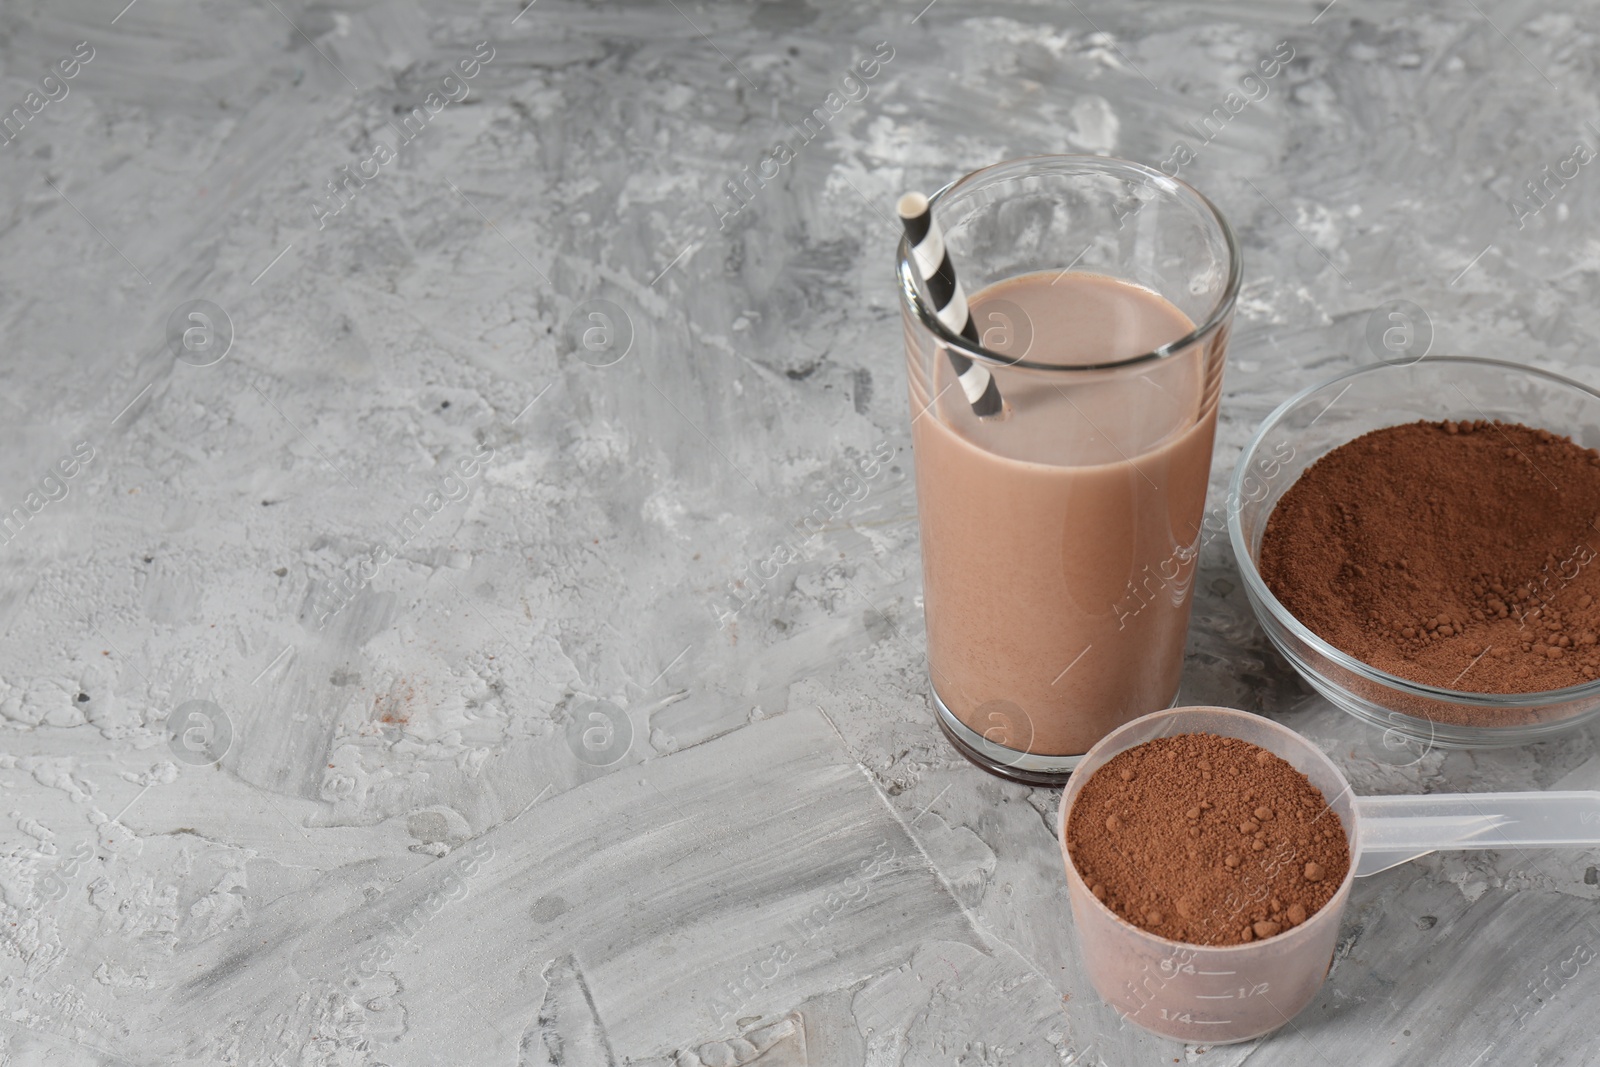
[1258,420,1600,694]
[1065,732,1350,946]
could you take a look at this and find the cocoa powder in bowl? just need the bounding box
[1064,732,1350,946]
[1258,420,1600,697]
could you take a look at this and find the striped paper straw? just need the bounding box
[898,191,1004,418]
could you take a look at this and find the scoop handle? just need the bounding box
[1353,791,1600,877]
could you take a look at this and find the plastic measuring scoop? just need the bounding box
[1056,705,1600,1044]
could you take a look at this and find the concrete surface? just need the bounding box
[1,1,1598,1064]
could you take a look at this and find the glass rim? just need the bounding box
[1227,354,1600,708]
[896,153,1243,374]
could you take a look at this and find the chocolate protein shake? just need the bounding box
[910,270,1223,758]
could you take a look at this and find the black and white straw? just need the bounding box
[898,191,1004,418]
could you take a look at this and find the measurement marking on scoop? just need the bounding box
[1191,1019,1236,1025]
[1197,982,1272,1001]
[1196,970,1236,976]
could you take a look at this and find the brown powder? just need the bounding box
[1065,733,1350,946]
[1259,420,1600,694]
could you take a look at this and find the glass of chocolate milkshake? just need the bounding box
[897,156,1240,784]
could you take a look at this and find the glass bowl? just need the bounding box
[1227,356,1600,748]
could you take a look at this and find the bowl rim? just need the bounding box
[896,153,1243,374]
[1226,354,1600,710]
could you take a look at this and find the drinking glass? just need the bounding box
[897,155,1239,784]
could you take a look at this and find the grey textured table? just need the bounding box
[2,1,1598,1064]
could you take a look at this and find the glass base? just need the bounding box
[931,685,1085,787]
[930,681,1181,787]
